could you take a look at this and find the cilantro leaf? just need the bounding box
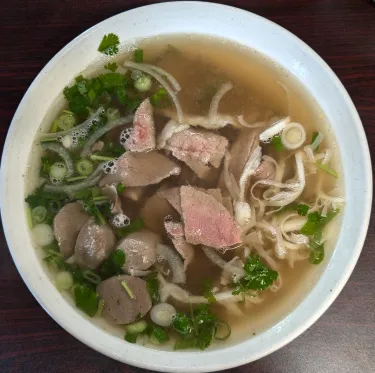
[74,283,99,317]
[99,249,126,280]
[98,33,120,56]
[104,62,118,72]
[232,255,278,294]
[203,280,216,304]
[297,204,309,216]
[134,49,144,62]
[146,272,160,304]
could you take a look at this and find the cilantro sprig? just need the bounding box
[98,33,120,56]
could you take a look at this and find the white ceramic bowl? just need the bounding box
[0,2,372,372]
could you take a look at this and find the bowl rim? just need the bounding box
[0,1,372,371]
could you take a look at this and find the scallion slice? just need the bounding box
[76,159,94,176]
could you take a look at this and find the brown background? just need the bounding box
[1,0,374,372]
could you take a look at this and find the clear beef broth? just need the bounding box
[27,34,343,349]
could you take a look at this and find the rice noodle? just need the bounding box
[237,115,265,129]
[239,146,262,200]
[275,226,287,258]
[259,116,290,143]
[322,148,333,165]
[208,82,233,125]
[81,115,133,157]
[44,164,103,196]
[158,274,242,304]
[156,244,186,284]
[124,61,183,122]
[310,132,324,151]
[280,213,309,244]
[251,151,305,207]
[40,107,104,140]
[223,152,240,200]
[157,119,189,148]
[202,246,245,277]
[234,201,252,227]
[41,142,74,177]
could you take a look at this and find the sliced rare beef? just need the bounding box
[253,159,276,181]
[160,187,222,214]
[164,217,194,269]
[53,202,90,258]
[97,275,152,324]
[180,186,241,249]
[228,129,259,181]
[75,218,116,270]
[99,151,181,187]
[163,129,228,177]
[117,229,160,273]
[123,98,155,152]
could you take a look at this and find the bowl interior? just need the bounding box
[0,2,372,372]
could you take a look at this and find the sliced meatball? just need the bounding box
[97,275,152,324]
[117,229,160,273]
[75,218,116,270]
[53,202,90,258]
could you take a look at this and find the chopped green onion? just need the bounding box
[82,270,101,285]
[311,131,319,149]
[316,162,338,178]
[90,154,116,162]
[57,112,76,131]
[117,183,125,193]
[40,137,58,143]
[96,299,105,317]
[124,332,138,343]
[92,196,109,202]
[56,271,74,290]
[106,107,120,120]
[50,119,59,133]
[76,159,94,176]
[150,88,168,107]
[149,326,169,344]
[214,321,231,341]
[126,320,148,334]
[26,205,33,228]
[88,89,96,102]
[49,162,68,180]
[121,280,135,299]
[67,176,88,183]
[31,206,47,224]
[134,49,144,62]
[271,135,284,151]
[134,76,152,92]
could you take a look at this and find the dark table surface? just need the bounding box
[1,0,375,372]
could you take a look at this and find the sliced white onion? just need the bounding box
[310,132,324,151]
[156,244,186,284]
[157,119,189,148]
[32,223,55,246]
[124,61,183,122]
[150,303,176,327]
[237,115,265,129]
[208,82,233,125]
[280,122,306,150]
[304,145,315,162]
[259,116,290,143]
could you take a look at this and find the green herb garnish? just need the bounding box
[232,255,278,295]
[203,280,216,304]
[316,162,338,178]
[104,62,118,72]
[146,272,160,304]
[116,182,125,193]
[114,218,144,238]
[99,249,126,280]
[98,33,120,56]
[271,135,284,151]
[74,283,99,317]
[134,49,144,63]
